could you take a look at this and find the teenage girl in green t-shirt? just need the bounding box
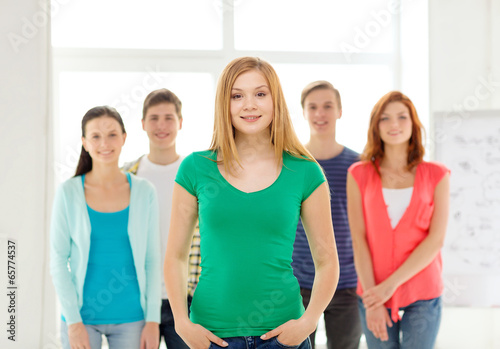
[164,57,340,349]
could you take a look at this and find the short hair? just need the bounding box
[300,80,342,110]
[142,88,182,120]
[361,91,425,172]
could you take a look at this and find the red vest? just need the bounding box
[349,161,449,321]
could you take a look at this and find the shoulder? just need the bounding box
[61,175,82,187]
[57,176,82,196]
[284,152,315,165]
[52,177,84,213]
[418,161,450,176]
[347,161,375,190]
[184,150,215,162]
[419,160,449,170]
[342,146,360,162]
[129,173,156,193]
[192,150,216,161]
[284,153,326,200]
[180,150,216,169]
[418,161,450,184]
[284,152,322,172]
[348,160,372,174]
[177,150,215,178]
[122,155,144,173]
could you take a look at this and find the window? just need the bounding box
[52,0,405,178]
[51,2,428,347]
[234,0,394,53]
[54,71,214,180]
[52,0,222,49]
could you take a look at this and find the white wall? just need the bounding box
[430,0,500,112]
[429,1,500,348]
[1,0,499,348]
[0,0,56,348]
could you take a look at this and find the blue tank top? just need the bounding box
[79,173,144,324]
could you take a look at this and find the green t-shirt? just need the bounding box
[175,150,325,337]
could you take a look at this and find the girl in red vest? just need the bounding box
[347,91,450,349]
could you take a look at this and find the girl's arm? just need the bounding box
[346,173,377,292]
[362,173,450,310]
[164,183,227,349]
[261,182,339,345]
[140,186,162,349]
[347,172,392,341]
[50,185,83,324]
[49,185,91,347]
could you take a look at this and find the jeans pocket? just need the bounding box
[273,337,301,349]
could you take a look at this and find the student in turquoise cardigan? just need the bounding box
[50,106,161,349]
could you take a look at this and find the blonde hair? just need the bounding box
[209,57,315,174]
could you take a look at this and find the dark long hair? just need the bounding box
[74,106,126,177]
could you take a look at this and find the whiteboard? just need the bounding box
[434,110,500,306]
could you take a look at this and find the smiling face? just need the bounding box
[230,70,274,139]
[378,101,413,146]
[82,116,126,164]
[303,88,342,136]
[142,102,182,151]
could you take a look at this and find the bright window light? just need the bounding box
[55,71,214,182]
[51,0,223,49]
[274,63,393,153]
[234,0,394,53]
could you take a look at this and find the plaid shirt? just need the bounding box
[123,156,201,297]
[187,226,201,297]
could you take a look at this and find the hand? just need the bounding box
[140,322,160,349]
[68,322,91,349]
[362,282,396,311]
[176,319,228,349]
[366,306,392,342]
[260,318,315,346]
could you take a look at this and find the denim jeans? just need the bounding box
[159,297,191,348]
[358,297,442,349]
[209,336,311,349]
[61,319,145,349]
[301,287,361,349]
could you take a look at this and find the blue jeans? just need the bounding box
[358,297,442,349]
[159,297,191,348]
[61,320,145,349]
[209,336,311,349]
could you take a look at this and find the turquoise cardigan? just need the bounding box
[50,174,161,324]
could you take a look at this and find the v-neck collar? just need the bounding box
[212,151,286,196]
[377,163,420,231]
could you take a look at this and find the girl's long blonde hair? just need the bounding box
[209,57,315,174]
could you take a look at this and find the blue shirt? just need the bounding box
[292,146,359,290]
[79,173,143,324]
[50,173,161,325]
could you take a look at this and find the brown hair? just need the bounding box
[301,80,342,110]
[361,91,425,172]
[75,106,126,176]
[142,88,182,120]
[209,57,315,175]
